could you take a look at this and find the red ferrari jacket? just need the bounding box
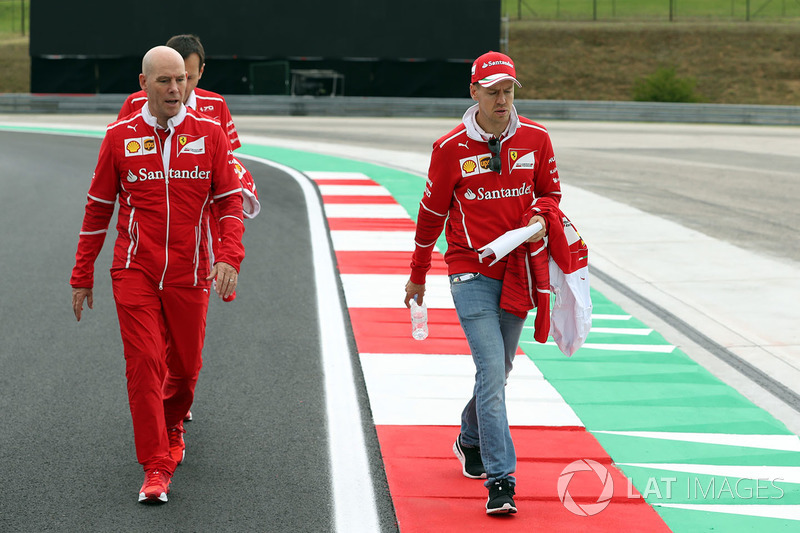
[70,104,244,290]
[410,104,562,285]
[118,88,241,150]
[500,202,589,344]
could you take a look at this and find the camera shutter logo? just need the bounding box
[557,459,614,516]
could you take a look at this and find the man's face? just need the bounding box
[470,79,515,135]
[183,53,205,102]
[139,52,186,125]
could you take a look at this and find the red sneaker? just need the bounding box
[184,410,193,422]
[138,469,171,503]
[168,422,186,465]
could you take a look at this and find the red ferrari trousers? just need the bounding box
[111,269,209,472]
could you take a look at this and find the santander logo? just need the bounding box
[463,182,532,201]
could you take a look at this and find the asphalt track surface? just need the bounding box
[1,115,799,531]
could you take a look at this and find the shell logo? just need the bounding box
[143,138,155,152]
[126,140,141,154]
[462,160,477,173]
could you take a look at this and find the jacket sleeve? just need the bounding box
[70,132,119,288]
[232,156,260,219]
[409,143,454,285]
[209,129,245,271]
[534,132,562,203]
[220,100,241,151]
[527,131,563,226]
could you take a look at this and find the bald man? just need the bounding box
[70,45,245,503]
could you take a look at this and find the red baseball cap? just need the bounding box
[470,51,522,88]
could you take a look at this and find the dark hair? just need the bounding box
[165,34,205,66]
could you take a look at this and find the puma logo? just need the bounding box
[127,124,138,131]
[458,141,469,149]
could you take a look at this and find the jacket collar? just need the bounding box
[185,89,197,110]
[141,101,187,130]
[461,103,520,143]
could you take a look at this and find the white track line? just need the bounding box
[238,154,380,533]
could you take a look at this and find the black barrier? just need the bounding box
[30,0,500,97]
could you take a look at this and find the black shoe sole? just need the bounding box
[486,504,517,515]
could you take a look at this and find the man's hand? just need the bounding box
[404,280,426,308]
[207,261,238,299]
[72,288,93,322]
[526,215,547,243]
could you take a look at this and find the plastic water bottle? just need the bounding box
[410,297,428,341]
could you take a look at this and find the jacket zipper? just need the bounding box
[159,127,173,290]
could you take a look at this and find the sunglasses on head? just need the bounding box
[487,137,501,173]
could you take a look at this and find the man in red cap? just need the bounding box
[403,51,564,515]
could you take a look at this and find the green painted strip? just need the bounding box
[595,433,800,466]
[653,506,800,533]
[0,124,105,137]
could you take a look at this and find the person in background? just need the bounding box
[71,46,245,504]
[118,34,240,151]
[403,51,564,515]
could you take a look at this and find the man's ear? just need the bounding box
[469,83,478,101]
[198,64,205,81]
[139,73,147,91]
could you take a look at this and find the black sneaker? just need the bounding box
[486,479,517,515]
[453,434,486,479]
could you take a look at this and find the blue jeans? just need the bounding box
[450,273,526,486]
